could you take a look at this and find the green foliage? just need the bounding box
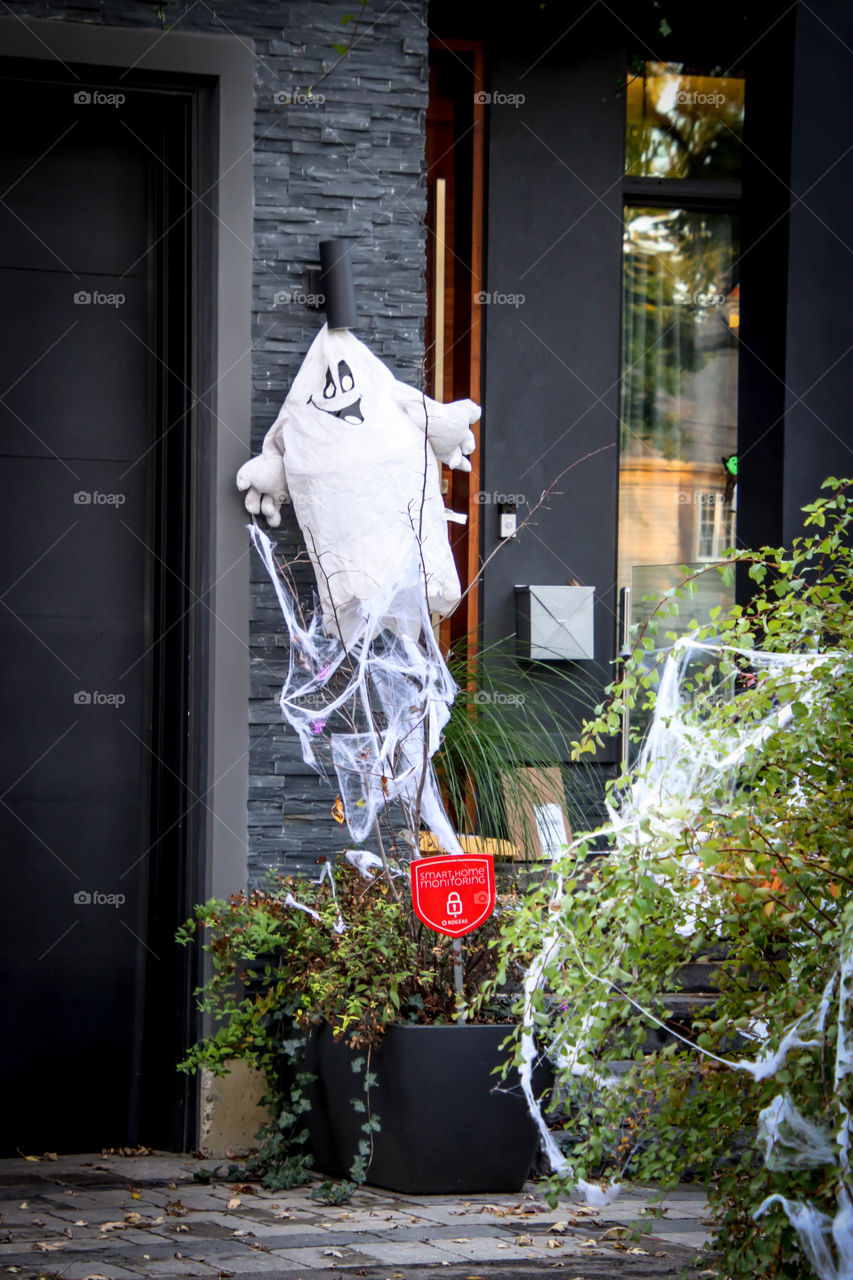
[494,479,853,1279]
[436,646,597,850]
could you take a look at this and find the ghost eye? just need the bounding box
[338,361,354,393]
[323,367,336,399]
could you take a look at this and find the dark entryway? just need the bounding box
[0,60,210,1153]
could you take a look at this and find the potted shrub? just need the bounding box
[177,854,552,1196]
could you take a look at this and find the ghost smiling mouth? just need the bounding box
[308,394,364,425]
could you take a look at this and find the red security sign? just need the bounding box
[410,855,496,938]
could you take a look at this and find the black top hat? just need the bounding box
[319,238,358,331]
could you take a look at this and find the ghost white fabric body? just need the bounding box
[237,325,479,644]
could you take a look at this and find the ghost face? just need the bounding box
[308,358,364,425]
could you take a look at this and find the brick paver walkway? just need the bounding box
[0,1153,711,1279]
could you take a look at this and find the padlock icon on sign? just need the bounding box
[446,892,463,916]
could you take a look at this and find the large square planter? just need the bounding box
[295,1021,551,1194]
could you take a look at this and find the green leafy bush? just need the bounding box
[493,479,853,1279]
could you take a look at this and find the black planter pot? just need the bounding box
[297,1022,552,1195]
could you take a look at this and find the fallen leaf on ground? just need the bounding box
[515,1234,533,1245]
[545,1238,563,1249]
[548,1220,569,1233]
[325,1248,344,1258]
[452,1237,472,1243]
[226,1197,241,1210]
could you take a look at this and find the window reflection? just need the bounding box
[625,62,745,181]
[617,206,740,619]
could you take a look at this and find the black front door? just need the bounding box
[0,61,206,1153]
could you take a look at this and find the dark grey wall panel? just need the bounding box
[480,18,625,758]
[782,0,853,539]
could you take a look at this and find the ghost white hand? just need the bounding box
[236,450,288,528]
[443,427,477,471]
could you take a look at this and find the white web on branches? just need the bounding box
[518,636,853,1267]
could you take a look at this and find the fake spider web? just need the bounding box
[517,636,853,1272]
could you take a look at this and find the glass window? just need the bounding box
[625,61,745,181]
[617,206,740,623]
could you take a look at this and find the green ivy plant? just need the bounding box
[490,478,853,1279]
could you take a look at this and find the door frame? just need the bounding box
[0,15,254,1149]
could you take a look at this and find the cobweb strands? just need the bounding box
[249,522,463,857]
[520,635,853,1259]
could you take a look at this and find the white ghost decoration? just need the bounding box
[237,325,479,643]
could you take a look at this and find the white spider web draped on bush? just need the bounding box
[251,522,463,858]
[518,635,853,1273]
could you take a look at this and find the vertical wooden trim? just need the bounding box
[434,178,447,404]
